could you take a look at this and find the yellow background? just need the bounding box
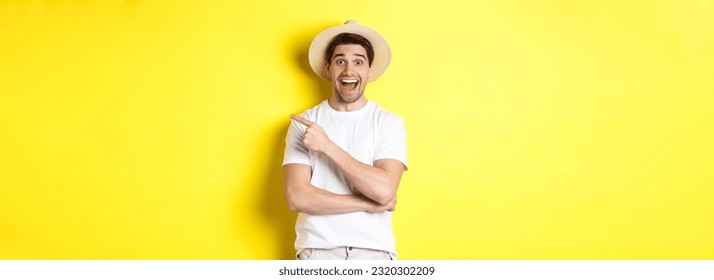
[1,0,713,259]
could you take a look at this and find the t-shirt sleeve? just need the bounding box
[282,117,310,167]
[374,115,408,170]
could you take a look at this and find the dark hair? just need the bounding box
[324,33,374,67]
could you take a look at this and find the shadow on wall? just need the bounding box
[256,23,333,259]
[291,22,335,101]
[258,123,297,260]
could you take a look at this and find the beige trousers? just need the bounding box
[297,247,394,260]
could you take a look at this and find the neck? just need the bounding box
[327,95,368,112]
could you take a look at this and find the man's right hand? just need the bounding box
[291,114,335,154]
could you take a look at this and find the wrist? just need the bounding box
[321,141,340,157]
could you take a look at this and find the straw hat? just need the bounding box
[308,20,391,83]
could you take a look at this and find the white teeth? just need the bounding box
[341,79,358,83]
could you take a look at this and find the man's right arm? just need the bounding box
[284,163,395,215]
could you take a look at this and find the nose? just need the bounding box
[343,62,355,74]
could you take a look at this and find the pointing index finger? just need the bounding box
[290,114,315,127]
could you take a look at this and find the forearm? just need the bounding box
[323,143,399,205]
[284,164,388,215]
[286,183,382,215]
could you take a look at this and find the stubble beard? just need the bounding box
[334,89,363,104]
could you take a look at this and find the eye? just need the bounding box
[355,60,363,65]
[336,59,345,65]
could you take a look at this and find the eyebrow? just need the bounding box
[333,53,367,60]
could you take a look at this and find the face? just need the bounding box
[327,44,372,104]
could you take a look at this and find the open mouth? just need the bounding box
[340,79,359,91]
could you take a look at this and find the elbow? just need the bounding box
[375,195,394,206]
[286,199,300,212]
[286,187,310,212]
[286,192,304,212]
[371,176,399,206]
[373,188,397,206]
[374,197,392,206]
[287,200,308,213]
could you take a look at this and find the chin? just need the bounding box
[338,93,362,104]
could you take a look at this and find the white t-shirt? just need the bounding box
[282,100,408,257]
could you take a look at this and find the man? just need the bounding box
[282,20,408,260]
